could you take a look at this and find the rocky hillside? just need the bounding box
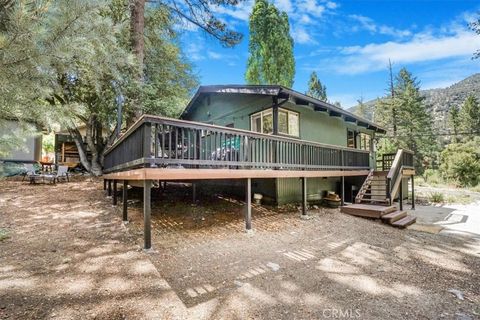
[349,73,480,131]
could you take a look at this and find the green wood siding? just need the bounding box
[183,93,376,205]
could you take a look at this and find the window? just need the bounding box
[250,108,299,136]
[347,130,356,148]
[359,132,371,151]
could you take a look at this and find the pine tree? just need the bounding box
[245,0,295,87]
[128,0,242,123]
[375,67,435,172]
[0,1,197,175]
[394,68,435,172]
[460,95,480,137]
[448,105,461,143]
[306,72,327,102]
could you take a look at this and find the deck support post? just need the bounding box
[399,179,403,211]
[192,182,197,204]
[103,179,107,190]
[113,180,117,206]
[144,180,152,249]
[123,180,128,221]
[301,177,307,215]
[411,176,415,210]
[107,180,112,197]
[341,176,345,206]
[245,178,252,231]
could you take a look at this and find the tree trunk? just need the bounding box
[129,0,146,125]
[69,127,92,173]
[69,116,105,177]
[84,115,104,176]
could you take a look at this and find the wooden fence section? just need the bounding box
[104,115,371,173]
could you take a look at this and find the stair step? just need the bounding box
[364,191,387,195]
[341,204,397,218]
[360,198,389,203]
[391,215,417,228]
[381,210,407,223]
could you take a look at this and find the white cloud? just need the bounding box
[348,14,412,38]
[207,51,223,60]
[274,0,293,14]
[333,30,480,74]
[212,0,339,46]
[292,25,316,44]
[325,1,337,9]
[185,42,205,61]
[212,0,254,22]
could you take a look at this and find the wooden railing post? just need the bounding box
[143,122,152,167]
[411,176,415,210]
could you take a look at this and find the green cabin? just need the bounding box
[181,85,386,205]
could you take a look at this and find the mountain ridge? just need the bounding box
[348,73,480,131]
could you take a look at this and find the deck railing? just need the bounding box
[386,149,414,204]
[103,115,371,173]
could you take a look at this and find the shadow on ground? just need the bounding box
[1,180,479,319]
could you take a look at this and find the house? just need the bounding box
[180,85,383,205]
[102,84,416,250]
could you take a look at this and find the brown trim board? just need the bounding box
[103,168,370,181]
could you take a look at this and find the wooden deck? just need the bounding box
[340,204,397,218]
[340,203,416,228]
[103,168,371,181]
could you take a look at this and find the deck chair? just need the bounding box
[22,163,40,183]
[54,165,69,183]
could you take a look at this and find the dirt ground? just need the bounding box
[1,179,479,319]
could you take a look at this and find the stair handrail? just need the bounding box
[386,149,405,205]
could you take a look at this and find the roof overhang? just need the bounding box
[181,85,386,134]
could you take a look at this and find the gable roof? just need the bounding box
[181,85,386,134]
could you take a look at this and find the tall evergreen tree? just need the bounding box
[245,0,295,87]
[448,105,461,143]
[0,1,197,175]
[306,72,327,102]
[394,68,435,172]
[375,67,435,172]
[460,95,480,137]
[128,0,243,123]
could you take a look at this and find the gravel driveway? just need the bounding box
[1,180,479,319]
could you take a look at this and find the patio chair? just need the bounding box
[54,165,70,183]
[22,163,41,184]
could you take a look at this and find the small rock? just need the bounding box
[448,289,464,300]
[233,280,244,287]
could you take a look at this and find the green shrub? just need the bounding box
[440,137,480,187]
[430,192,444,203]
[423,169,443,186]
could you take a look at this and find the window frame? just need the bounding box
[347,129,357,149]
[250,107,300,137]
[359,132,372,151]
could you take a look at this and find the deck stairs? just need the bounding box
[355,170,389,205]
[342,149,417,229]
[341,203,416,228]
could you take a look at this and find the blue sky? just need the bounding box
[179,0,480,108]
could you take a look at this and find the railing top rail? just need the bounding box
[105,114,371,156]
[401,148,414,154]
[386,149,404,180]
